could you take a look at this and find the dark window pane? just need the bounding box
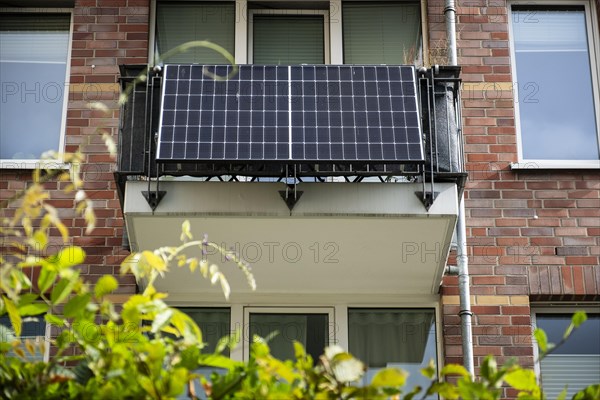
[249,313,328,361]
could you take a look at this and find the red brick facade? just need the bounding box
[1,0,599,395]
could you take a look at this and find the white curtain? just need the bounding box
[348,309,434,367]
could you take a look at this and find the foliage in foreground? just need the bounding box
[1,163,598,400]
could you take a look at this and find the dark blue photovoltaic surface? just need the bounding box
[157,64,423,162]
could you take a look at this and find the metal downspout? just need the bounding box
[445,0,475,376]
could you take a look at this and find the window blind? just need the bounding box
[343,2,421,64]
[253,15,324,65]
[156,3,235,64]
[541,355,600,399]
[0,14,70,63]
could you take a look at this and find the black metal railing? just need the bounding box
[116,64,465,200]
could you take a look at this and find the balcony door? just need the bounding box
[249,10,329,64]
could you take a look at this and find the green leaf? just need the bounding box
[31,230,48,250]
[95,275,118,298]
[18,303,50,316]
[199,354,239,371]
[38,268,57,294]
[48,246,86,270]
[45,313,66,327]
[2,296,21,337]
[480,355,497,381]
[556,387,568,400]
[50,277,76,305]
[504,369,538,392]
[216,330,240,355]
[441,364,471,379]
[170,310,202,344]
[64,293,92,318]
[141,250,167,272]
[428,382,459,399]
[17,293,40,307]
[420,359,436,379]
[572,311,587,327]
[152,308,174,334]
[573,384,600,400]
[534,328,548,353]
[371,368,407,388]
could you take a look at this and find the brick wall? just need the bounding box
[0,0,151,296]
[429,0,600,388]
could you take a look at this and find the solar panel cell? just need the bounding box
[157,64,423,163]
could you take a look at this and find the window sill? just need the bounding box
[0,160,71,170]
[511,161,600,170]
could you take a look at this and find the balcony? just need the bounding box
[116,64,465,299]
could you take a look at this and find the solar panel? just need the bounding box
[157,65,423,163]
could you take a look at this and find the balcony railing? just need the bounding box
[115,64,465,209]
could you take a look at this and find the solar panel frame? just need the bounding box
[156,64,424,164]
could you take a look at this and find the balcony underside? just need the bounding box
[123,181,458,298]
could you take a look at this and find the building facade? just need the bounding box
[0,0,599,397]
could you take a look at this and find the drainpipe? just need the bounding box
[445,0,475,376]
[445,0,458,66]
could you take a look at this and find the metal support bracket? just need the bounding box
[142,190,166,212]
[278,165,303,211]
[279,184,303,211]
[415,191,439,211]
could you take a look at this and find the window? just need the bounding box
[181,307,231,354]
[244,307,334,360]
[348,309,437,390]
[152,1,425,65]
[534,312,600,398]
[178,308,231,400]
[509,2,600,165]
[343,2,422,65]
[155,2,235,64]
[0,11,71,162]
[0,314,48,361]
[249,10,329,64]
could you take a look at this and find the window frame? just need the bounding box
[0,7,73,170]
[170,295,441,377]
[149,0,428,66]
[248,9,331,64]
[508,0,600,169]
[531,305,600,387]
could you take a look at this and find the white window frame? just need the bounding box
[0,8,73,170]
[171,294,441,377]
[248,9,331,64]
[149,0,427,66]
[508,0,600,170]
[531,305,600,382]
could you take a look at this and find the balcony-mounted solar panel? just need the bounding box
[156,64,423,164]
